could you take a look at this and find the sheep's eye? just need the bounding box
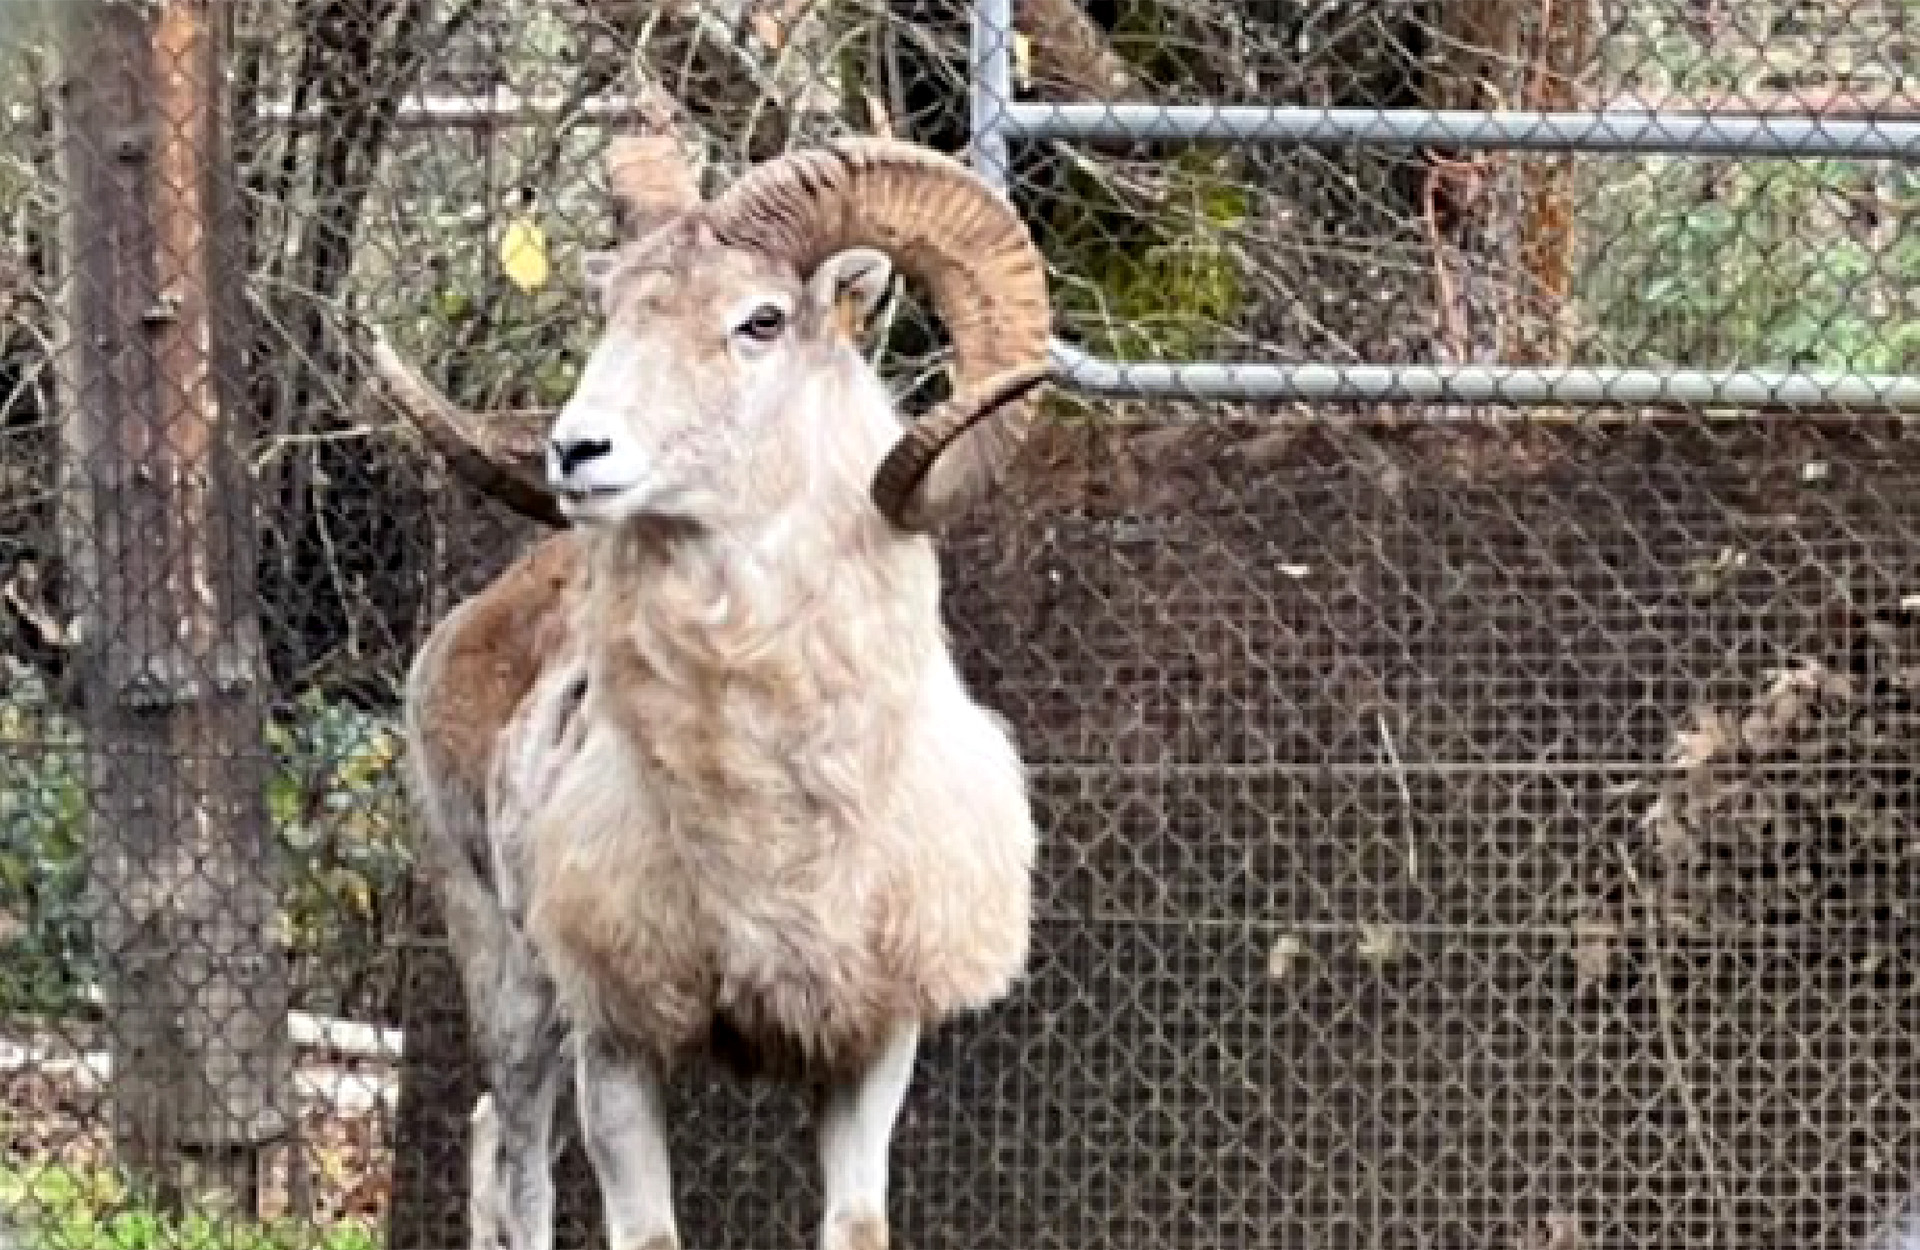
[738,305,786,342]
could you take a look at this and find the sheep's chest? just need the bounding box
[572,676,911,1077]
[695,878,905,1081]
[540,535,928,1077]
[559,801,907,1082]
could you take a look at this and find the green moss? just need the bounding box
[1032,0,1249,375]
[1048,146,1248,368]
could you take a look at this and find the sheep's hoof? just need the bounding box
[828,1213,888,1250]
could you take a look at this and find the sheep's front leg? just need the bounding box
[817,1020,921,1250]
[577,1034,679,1250]
[467,943,567,1250]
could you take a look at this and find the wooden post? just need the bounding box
[49,0,291,1212]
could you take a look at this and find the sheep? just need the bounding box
[373,133,1054,1250]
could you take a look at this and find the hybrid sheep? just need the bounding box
[375,134,1053,1250]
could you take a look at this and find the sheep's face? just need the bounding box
[546,219,894,528]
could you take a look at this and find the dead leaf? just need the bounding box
[1266,933,1304,981]
[1518,1212,1583,1250]
[1641,797,1695,865]
[1741,664,1843,754]
[1570,918,1617,996]
[1130,424,1200,462]
[1672,709,1732,770]
[1231,427,1303,467]
[1356,923,1404,967]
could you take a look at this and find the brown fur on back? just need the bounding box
[414,534,585,802]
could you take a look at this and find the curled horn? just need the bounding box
[370,134,704,526]
[704,137,1053,532]
[366,331,567,529]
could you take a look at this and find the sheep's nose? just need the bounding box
[551,437,612,476]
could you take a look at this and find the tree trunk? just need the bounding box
[1423,0,1595,365]
[49,0,291,1212]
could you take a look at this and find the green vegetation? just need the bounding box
[350,118,616,413]
[267,691,413,1020]
[1579,0,1917,374]
[0,1162,377,1250]
[0,679,88,1018]
[1579,157,1918,373]
[0,664,412,1022]
[1046,146,1250,365]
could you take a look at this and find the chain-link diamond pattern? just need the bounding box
[0,2,1916,1249]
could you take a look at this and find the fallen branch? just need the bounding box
[75,985,404,1060]
[0,1039,398,1115]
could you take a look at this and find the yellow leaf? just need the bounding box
[499,216,550,292]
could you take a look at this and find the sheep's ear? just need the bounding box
[581,249,620,307]
[808,247,894,341]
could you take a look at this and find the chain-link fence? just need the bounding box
[1,2,1917,1249]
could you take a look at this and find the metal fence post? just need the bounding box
[971,0,1015,195]
[965,2,1920,411]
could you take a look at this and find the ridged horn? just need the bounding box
[366,334,567,529]
[704,137,1052,532]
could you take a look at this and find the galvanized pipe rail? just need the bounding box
[969,0,1920,410]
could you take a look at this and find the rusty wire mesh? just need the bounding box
[1,2,1919,1250]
